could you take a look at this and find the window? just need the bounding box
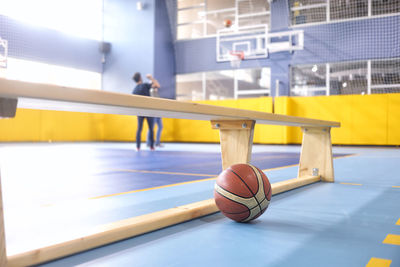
[291,64,327,96]
[372,0,400,16]
[290,0,327,25]
[0,0,103,40]
[329,61,368,95]
[177,0,270,40]
[290,0,400,26]
[330,0,368,20]
[0,58,101,90]
[176,67,270,100]
[176,72,204,100]
[290,58,400,96]
[371,58,400,93]
[236,68,270,98]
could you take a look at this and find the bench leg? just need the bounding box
[0,172,7,267]
[211,120,255,170]
[298,127,334,182]
[0,98,18,118]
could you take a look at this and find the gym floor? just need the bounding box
[1,142,399,266]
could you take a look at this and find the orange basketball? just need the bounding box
[223,19,232,28]
[214,163,272,222]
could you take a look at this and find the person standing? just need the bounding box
[132,72,160,151]
[147,86,163,147]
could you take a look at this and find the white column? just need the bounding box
[326,63,330,96]
[367,60,372,95]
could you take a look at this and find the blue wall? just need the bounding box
[174,0,400,97]
[102,0,155,94]
[102,0,175,98]
[154,0,176,99]
[0,15,102,73]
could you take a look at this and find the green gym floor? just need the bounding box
[0,143,399,266]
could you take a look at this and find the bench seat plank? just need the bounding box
[0,79,340,128]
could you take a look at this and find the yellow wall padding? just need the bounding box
[0,94,399,145]
[388,94,400,145]
[0,108,42,141]
[285,94,391,145]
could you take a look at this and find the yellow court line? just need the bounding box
[340,182,362,186]
[90,176,217,199]
[90,153,358,200]
[393,186,400,188]
[383,234,400,246]
[111,169,214,177]
[366,257,392,267]
[396,218,400,225]
[93,164,301,200]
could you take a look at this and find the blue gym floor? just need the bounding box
[0,143,399,266]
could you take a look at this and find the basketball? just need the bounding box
[214,163,272,223]
[223,19,232,28]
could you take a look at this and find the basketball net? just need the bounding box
[229,51,244,68]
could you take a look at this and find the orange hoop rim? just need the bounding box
[229,51,245,60]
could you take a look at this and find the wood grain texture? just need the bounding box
[7,176,320,266]
[0,79,340,127]
[298,127,334,182]
[212,120,255,170]
[0,173,6,267]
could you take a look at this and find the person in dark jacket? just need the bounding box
[132,72,160,151]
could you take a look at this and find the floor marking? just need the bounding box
[340,182,362,186]
[366,257,392,267]
[396,218,400,225]
[383,234,400,246]
[90,176,217,199]
[112,169,214,177]
[86,153,359,201]
[92,164,304,200]
[392,186,400,188]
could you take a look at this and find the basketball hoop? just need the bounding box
[229,51,244,68]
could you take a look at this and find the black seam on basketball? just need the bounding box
[216,183,254,200]
[247,165,263,211]
[251,165,272,201]
[229,167,263,220]
[228,168,258,198]
[215,190,252,213]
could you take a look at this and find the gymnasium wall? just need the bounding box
[102,0,155,94]
[102,0,176,97]
[174,4,400,97]
[154,0,176,99]
[1,94,399,145]
[0,15,102,73]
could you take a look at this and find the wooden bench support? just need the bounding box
[298,127,334,182]
[0,173,7,267]
[211,120,255,170]
[0,79,340,266]
[0,98,17,118]
[7,175,320,267]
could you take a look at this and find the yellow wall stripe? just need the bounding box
[396,218,400,225]
[366,258,392,267]
[392,186,400,188]
[383,234,400,246]
[2,94,400,145]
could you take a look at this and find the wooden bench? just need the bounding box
[0,79,340,266]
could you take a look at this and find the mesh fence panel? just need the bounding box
[289,0,400,95]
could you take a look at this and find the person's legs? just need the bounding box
[146,118,155,147]
[146,117,155,149]
[136,116,145,150]
[155,117,163,146]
